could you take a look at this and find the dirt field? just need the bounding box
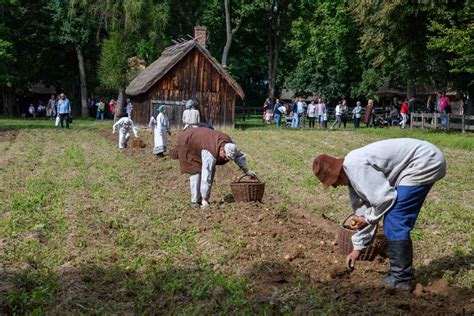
[0,120,472,314]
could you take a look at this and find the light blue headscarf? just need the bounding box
[157,104,165,113]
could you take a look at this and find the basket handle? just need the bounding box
[236,174,261,183]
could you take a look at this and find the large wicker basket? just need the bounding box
[337,214,388,261]
[230,175,265,203]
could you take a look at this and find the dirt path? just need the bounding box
[101,131,473,314]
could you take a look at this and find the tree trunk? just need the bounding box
[76,47,89,117]
[222,0,233,68]
[1,87,15,116]
[115,87,125,121]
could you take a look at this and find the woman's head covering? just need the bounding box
[312,154,344,188]
[185,99,194,109]
[224,143,241,161]
[157,104,165,113]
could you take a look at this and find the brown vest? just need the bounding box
[177,128,233,174]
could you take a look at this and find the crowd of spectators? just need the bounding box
[261,93,452,129]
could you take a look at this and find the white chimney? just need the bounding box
[194,26,207,47]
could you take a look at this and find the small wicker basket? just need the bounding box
[337,214,388,261]
[131,137,145,148]
[230,175,265,203]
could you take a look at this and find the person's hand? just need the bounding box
[113,130,116,134]
[245,170,257,178]
[351,215,368,229]
[346,250,360,269]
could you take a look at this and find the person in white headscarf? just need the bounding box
[151,104,170,157]
[182,99,200,130]
[113,113,138,149]
[177,128,256,208]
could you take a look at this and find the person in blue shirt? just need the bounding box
[57,93,71,128]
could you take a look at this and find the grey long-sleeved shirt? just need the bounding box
[343,138,446,250]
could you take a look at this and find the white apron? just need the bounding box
[153,113,169,154]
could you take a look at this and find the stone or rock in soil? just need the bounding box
[413,283,424,296]
[427,279,450,297]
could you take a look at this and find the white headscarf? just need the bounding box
[185,99,194,109]
[224,143,240,161]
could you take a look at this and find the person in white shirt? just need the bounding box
[151,104,170,157]
[316,98,326,129]
[331,101,343,129]
[307,101,316,128]
[182,100,200,130]
[113,114,138,149]
[28,104,36,118]
[313,139,446,290]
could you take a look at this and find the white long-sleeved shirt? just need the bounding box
[335,104,342,116]
[113,117,138,137]
[182,109,200,126]
[344,138,446,250]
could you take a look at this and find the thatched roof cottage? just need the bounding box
[126,26,245,128]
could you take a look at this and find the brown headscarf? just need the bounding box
[312,154,344,188]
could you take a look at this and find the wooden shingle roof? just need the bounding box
[126,39,245,98]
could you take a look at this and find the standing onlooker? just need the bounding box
[400,99,409,129]
[28,104,36,118]
[364,99,375,128]
[389,106,400,126]
[273,99,283,127]
[352,101,363,129]
[264,109,272,125]
[96,98,105,120]
[37,101,46,117]
[108,99,116,119]
[316,98,326,129]
[331,101,343,129]
[307,100,316,128]
[439,93,450,126]
[182,99,201,130]
[125,98,133,118]
[297,98,306,128]
[291,98,299,128]
[263,97,273,123]
[340,99,349,128]
[57,93,71,129]
[47,95,56,119]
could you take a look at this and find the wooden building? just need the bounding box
[126,27,245,128]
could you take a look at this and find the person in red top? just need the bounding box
[400,100,409,128]
[108,99,116,119]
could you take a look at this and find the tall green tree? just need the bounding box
[49,0,99,116]
[73,0,170,115]
[284,0,361,100]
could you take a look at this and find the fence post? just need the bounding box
[462,114,465,133]
[410,113,413,130]
[421,113,424,129]
[447,114,450,130]
[434,113,438,129]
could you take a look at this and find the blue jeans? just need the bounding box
[291,115,299,128]
[440,110,447,126]
[96,111,104,120]
[384,184,433,241]
[274,113,281,127]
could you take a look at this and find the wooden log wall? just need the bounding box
[131,48,237,129]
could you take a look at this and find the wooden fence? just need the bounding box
[410,113,474,133]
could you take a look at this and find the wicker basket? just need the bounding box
[230,175,265,203]
[337,214,388,261]
[131,137,145,148]
[169,148,179,160]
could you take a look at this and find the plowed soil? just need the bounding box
[99,130,473,314]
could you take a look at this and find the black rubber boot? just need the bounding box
[383,240,414,290]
